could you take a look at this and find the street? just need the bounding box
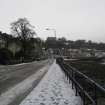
[0,60,50,95]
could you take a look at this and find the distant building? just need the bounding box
[61,48,95,58]
[95,50,105,57]
[46,37,56,49]
[46,37,56,41]
[0,33,22,55]
[7,40,21,56]
[0,37,5,48]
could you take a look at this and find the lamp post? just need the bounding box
[45,28,57,58]
[46,28,56,39]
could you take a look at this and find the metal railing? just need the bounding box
[56,58,105,105]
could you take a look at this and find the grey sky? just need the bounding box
[0,0,105,42]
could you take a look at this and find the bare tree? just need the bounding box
[11,18,36,40]
[10,18,36,61]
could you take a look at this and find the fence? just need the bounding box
[56,58,105,105]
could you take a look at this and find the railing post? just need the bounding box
[69,75,71,84]
[67,73,69,80]
[94,85,97,105]
[75,86,78,96]
[83,92,86,105]
[72,69,74,89]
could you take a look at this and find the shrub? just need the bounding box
[0,48,13,64]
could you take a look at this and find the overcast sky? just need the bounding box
[0,0,105,42]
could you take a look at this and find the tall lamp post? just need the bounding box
[45,28,62,57]
[45,28,57,58]
[46,28,56,39]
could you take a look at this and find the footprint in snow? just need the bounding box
[40,103,45,105]
[50,97,55,101]
[64,100,69,105]
[53,101,59,105]
[39,94,44,98]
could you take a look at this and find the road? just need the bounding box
[0,60,50,95]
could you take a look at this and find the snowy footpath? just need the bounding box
[19,61,82,105]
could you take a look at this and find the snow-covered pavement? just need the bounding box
[19,61,82,105]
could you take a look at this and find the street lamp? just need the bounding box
[46,28,56,39]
